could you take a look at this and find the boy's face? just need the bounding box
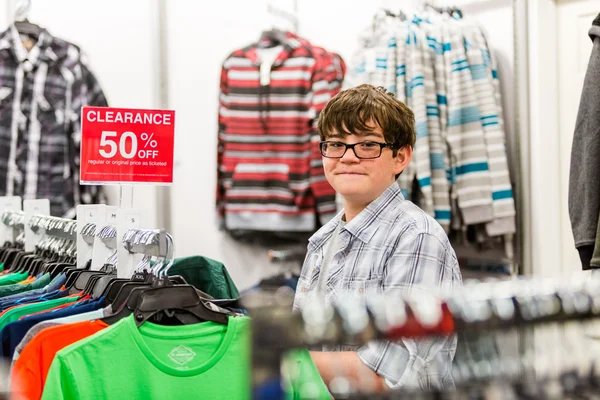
[322,123,411,206]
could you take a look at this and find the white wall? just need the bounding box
[1,0,160,228]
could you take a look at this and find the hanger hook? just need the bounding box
[14,0,31,22]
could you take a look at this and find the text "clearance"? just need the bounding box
[86,110,173,125]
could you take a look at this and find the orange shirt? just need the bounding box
[18,276,36,285]
[10,320,108,400]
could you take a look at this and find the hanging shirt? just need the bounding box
[0,295,77,330]
[41,315,330,400]
[217,32,339,233]
[0,272,29,287]
[0,273,51,301]
[0,273,65,306]
[11,319,108,400]
[0,297,105,359]
[0,25,107,217]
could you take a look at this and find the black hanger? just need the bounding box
[67,271,107,295]
[102,285,151,325]
[106,281,152,314]
[133,283,231,327]
[90,275,122,300]
[101,278,138,305]
[259,28,287,47]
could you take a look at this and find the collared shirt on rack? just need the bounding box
[0,25,107,217]
[293,181,463,390]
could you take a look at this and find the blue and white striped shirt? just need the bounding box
[293,181,462,390]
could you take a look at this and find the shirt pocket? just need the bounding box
[226,163,298,209]
[347,278,383,297]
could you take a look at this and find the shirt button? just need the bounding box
[359,288,364,294]
[301,287,307,293]
[23,60,33,72]
[311,268,316,274]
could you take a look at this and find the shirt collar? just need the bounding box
[309,181,405,248]
[0,24,55,64]
[344,181,405,244]
[243,31,303,66]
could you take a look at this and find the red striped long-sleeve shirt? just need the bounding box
[217,34,344,233]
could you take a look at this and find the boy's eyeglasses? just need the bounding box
[319,141,399,159]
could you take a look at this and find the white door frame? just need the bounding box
[523,0,576,277]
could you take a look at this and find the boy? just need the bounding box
[293,84,462,391]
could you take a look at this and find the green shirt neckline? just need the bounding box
[125,315,241,378]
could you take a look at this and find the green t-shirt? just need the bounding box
[0,295,78,329]
[42,315,331,400]
[0,272,50,298]
[43,315,251,400]
[284,350,331,400]
[0,271,28,286]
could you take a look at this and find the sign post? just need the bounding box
[80,106,175,270]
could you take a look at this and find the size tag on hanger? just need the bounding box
[91,205,116,271]
[0,196,22,245]
[116,208,146,278]
[76,205,101,268]
[23,199,50,252]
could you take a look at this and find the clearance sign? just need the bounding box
[80,106,176,185]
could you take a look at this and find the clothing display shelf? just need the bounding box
[244,272,600,399]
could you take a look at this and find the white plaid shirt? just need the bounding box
[293,181,462,390]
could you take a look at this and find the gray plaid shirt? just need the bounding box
[0,25,107,217]
[293,181,462,390]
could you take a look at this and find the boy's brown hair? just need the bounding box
[317,84,416,153]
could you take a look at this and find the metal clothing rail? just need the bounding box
[29,215,77,241]
[1,210,25,230]
[245,273,600,399]
[122,229,169,258]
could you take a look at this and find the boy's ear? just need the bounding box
[393,146,412,175]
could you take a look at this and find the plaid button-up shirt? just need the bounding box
[293,181,462,390]
[0,25,107,217]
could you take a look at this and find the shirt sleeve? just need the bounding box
[216,63,229,227]
[41,355,79,400]
[309,58,337,226]
[357,232,462,390]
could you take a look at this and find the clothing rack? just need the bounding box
[97,225,116,250]
[122,229,170,259]
[1,210,25,245]
[244,273,600,399]
[1,210,25,231]
[80,222,96,246]
[29,215,77,242]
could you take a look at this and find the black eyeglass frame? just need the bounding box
[319,140,400,159]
